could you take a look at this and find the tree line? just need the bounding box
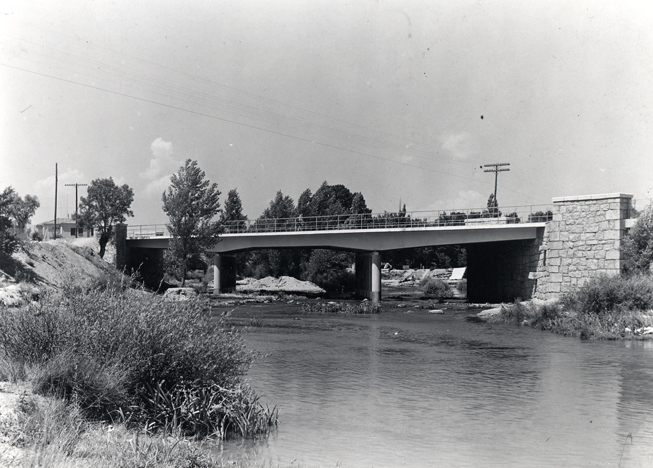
[7,160,562,293]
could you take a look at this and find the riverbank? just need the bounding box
[479,274,653,340]
[0,381,234,467]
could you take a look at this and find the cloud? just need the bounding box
[419,190,487,212]
[33,168,87,220]
[441,132,472,160]
[35,168,86,192]
[140,138,181,195]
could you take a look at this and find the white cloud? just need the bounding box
[140,138,181,195]
[441,132,471,160]
[35,168,85,192]
[33,168,87,221]
[419,190,487,212]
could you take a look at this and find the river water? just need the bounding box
[217,301,653,467]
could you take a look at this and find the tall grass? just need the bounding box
[496,274,653,339]
[0,279,277,439]
[10,391,256,467]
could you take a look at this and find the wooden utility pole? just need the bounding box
[53,163,58,239]
[65,183,88,238]
[482,162,510,203]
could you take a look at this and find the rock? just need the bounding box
[163,287,198,301]
[237,276,325,294]
[477,307,502,319]
[396,303,406,308]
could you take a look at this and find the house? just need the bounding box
[35,218,94,240]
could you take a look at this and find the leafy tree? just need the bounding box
[297,189,313,217]
[220,189,248,232]
[220,189,249,276]
[0,187,19,254]
[623,205,653,274]
[0,187,40,253]
[351,192,371,215]
[162,159,222,285]
[247,191,302,278]
[78,178,134,259]
[10,193,40,230]
[305,249,354,293]
[528,210,553,223]
[487,193,501,217]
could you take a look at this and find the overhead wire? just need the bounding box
[0,21,547,203]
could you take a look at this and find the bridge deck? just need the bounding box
[127,222,547,253]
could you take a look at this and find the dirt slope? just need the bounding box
[0,240,116,305]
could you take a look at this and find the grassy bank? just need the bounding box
[491,274,653,340]
[0,277,278,465]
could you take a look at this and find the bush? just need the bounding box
[0,282,277,439]
[304,249,355,293]
[419,277,452,298]
[560,274,653,316]
[623,205,653,274]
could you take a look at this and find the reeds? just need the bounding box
[0,278,277,440]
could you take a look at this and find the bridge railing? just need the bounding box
[127,204,552,239]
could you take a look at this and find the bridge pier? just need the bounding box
[212,254,237,294]
[355,251,382,303]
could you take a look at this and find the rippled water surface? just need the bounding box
[217,302,653,467]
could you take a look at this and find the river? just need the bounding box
[216,300,653,467]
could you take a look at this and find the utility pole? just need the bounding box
[65,183,88,238]
[54,164,58,240]
[482,162,510,203]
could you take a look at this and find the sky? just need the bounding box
[2,0,653,226]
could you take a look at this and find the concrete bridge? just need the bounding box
[115,193,635,303]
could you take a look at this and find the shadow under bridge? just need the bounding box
[121,220,546,303]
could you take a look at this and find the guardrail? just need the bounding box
[127,204,553,239]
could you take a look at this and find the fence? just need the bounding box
[127,204,553,239]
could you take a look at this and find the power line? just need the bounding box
[0,61,487,185]
[482,162,511,203]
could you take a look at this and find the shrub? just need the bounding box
[304,249,355,293]
[0,283,277,439]
[560,274,653,316]
[623,205,653,274]
[419,277,452,298]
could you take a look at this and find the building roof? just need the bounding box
[36,218,76,227]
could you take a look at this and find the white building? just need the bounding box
[35,218,94,240]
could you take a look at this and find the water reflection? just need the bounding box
[217,304,653,467]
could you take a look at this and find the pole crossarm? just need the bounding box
[482,162,511,203]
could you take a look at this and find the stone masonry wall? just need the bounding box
[533,193,632,300]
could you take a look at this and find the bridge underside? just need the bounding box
[120,224,545,303]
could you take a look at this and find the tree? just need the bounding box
[220,189,248,232]
[78,178,134,259]
[623,205,653,274]
[0,187,40,254]
[487,193,501,218]
[162,159,222,285]
[0,187,19,254]
[10,193,40,230]
[247,191,302,278]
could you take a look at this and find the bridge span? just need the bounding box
[116,193,635,303]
